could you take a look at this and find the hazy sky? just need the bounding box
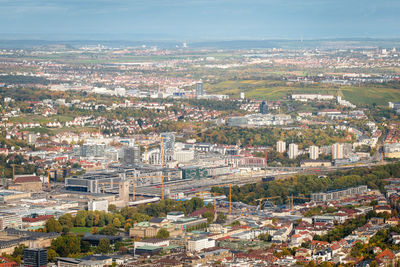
[0,0,399,40]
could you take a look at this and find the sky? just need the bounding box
[0,0,399,41]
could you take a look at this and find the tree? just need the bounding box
[51,234,81,257]
[47,248,59,262]
[203,211,214,224]
[99,225,117,236]
[58,213,74,229]
[124,222,132,232]
[258,233,271,242]
[112,217,121,228]
[216,212,227,224]
[108,204,117,213]
[156,228,170,239]
[74,210,87,227]
[12,244,26,260]
[91,227,99,235]
[45,217,62,233]
[96,238,112,254]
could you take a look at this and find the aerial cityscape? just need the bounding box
[1,0,400,267]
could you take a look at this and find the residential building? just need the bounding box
[309,146,319,160]
[277,141,286,153]
[311,185,368,202]
[288,143,298,159]
[332,143,343,160]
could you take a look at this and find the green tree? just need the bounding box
[45,217,62,233]
[47,248,59,262]
[58,213,74,229]
[156,228,170,239]
[108,204,117,213]
[203,211,215,224]
[96,239,112,254]
[216,212,227,224]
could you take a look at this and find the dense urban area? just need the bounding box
[1,40,400,266]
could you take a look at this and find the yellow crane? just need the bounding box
[137,143,149,164]
[196,191,221,212]
[212,184,232,215]
[97,180,121,194]
[287,195,310,211]
[160,137,165,166]
[127,174,165,201]
[255,196,282,210]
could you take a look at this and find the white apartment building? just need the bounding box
[288,143,298,159]
[332,143,344,159]
[309,146,319,160]
[277,140,286,153]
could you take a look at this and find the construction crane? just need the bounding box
[255,196,282,210]
[211,184,232,215]
[127,175,165,201]
[160,137,165,166]
[137,143,149,164]
[196,191,219,212]
[97,181,121,194]
[287,195,310,211]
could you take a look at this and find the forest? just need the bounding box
[211,162,400,205]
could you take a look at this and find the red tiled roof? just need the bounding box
[376,249,395,260]
[22,215,54,223]
[14,176,41,183]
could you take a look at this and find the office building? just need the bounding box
[24,248,47,267]
[81,143,105,157]
[195,81,205,97]
[277,140,286,153]
[288,143,298,159]
[123,144,140,165]
[161,132,175,151]
[309,146,319,160]
[332,143,344,160]
[259,101,269,114]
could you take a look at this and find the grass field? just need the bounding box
[206,80,400,105]
[70,227,105,234]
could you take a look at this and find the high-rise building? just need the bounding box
[81,143,105,157]
[24,248,47,267]
[259,101,269,114]
[195,81,204,97]
[288,143,298,159]
[332,143,344,159]
[123,143,141,165]
[161,132,175,151]
[277,140,286,153]
[309,146,319,160]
